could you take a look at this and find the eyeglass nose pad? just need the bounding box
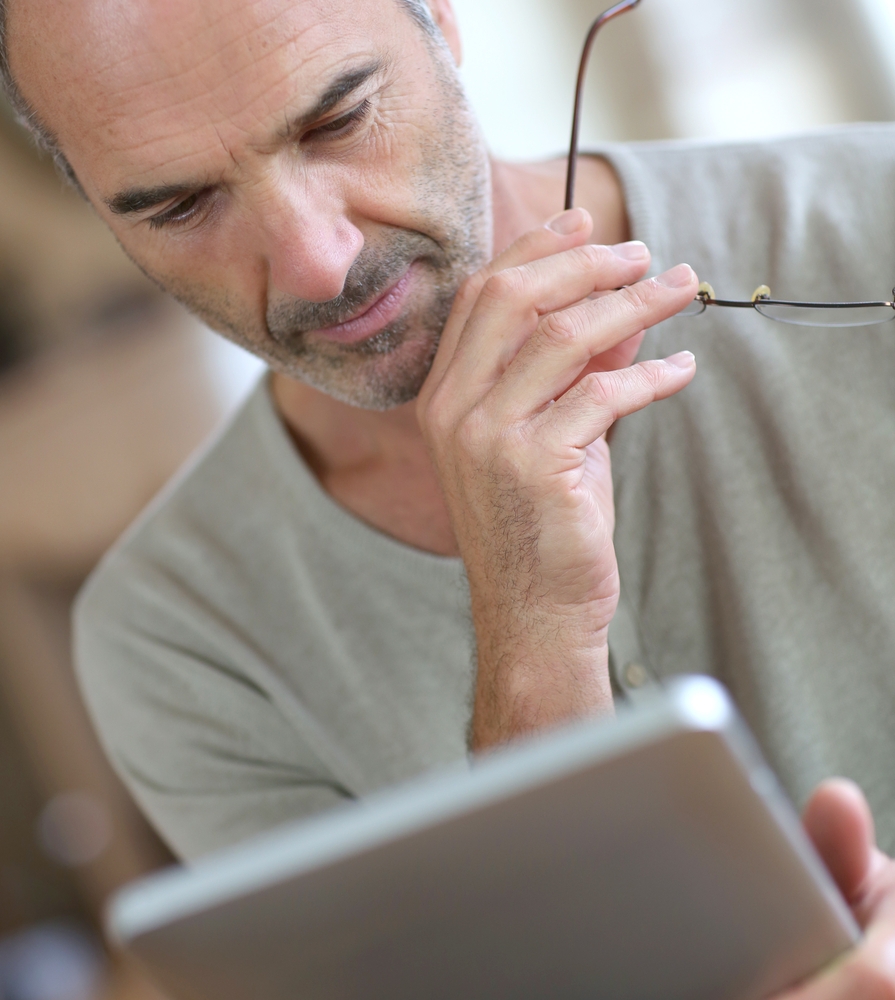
[682,283,712,317]
[752,285,772,302]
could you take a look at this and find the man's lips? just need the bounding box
[314,266,416,345]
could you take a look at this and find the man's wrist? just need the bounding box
[470,631,613,751]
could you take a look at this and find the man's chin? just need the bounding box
[276,328,440,411]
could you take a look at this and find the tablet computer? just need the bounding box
[107,676,859,1000]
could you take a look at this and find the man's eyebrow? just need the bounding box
[278,59,385,140]
[105,60,385,218]
[106,183,198,217]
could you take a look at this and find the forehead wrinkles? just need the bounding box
[47,0,380,178]
[97,30,337,160]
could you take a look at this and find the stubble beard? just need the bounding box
[264,224,477,410]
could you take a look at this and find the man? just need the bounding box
[3,0,895,993]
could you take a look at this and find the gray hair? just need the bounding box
[0,0,82,188]
[0,0,438,192]
[398,0,437,34]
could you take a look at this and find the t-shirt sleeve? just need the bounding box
[73,560,352,863]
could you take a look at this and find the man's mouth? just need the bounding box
[314,265,417,345]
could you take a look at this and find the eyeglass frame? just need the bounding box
[563,0,895,326]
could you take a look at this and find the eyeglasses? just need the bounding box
[564,0,895,329]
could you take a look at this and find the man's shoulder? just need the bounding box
[607,121,895,167]
[74,375,301,651]
[595,122,895,281]
[602,122,895,218]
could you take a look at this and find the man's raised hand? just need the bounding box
[417,207,699,750]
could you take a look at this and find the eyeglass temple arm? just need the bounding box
[565,0,643,212]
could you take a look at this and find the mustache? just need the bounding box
[266,232,443,341]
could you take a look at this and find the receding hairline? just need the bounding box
[0,0,436,192]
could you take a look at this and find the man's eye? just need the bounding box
[149,192,205,230]
[308,100,372,140]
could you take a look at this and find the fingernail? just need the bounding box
[655,263,695,288]
[666,351,695,369]
[547,208,587,235]
[612,241,649,260]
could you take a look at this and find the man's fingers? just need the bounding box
[491,207,594,275]
[773,927,895,1000]
[491,264,698,416]
[423,208,595,392]
[781,782,895,1000]
[539,352,697,449]
[803,779,878,910]
[443,243,653,390]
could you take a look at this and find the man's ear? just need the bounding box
[427,0,462,66]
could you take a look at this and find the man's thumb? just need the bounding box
[803,778,876,909]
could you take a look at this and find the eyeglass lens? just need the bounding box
[752,303,895,327]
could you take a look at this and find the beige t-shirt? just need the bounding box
[75,124,895,861]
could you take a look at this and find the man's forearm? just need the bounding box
[468,615,613,750]
[416,210,697,756]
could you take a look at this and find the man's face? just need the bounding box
[10,0,493,408]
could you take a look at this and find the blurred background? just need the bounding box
[0,1,893,997]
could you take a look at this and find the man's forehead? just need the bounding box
[10,0,398,184]
[13,0,351,79]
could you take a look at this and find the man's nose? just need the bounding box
[256,178,364,304]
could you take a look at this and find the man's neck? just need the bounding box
[271,155,627,556]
